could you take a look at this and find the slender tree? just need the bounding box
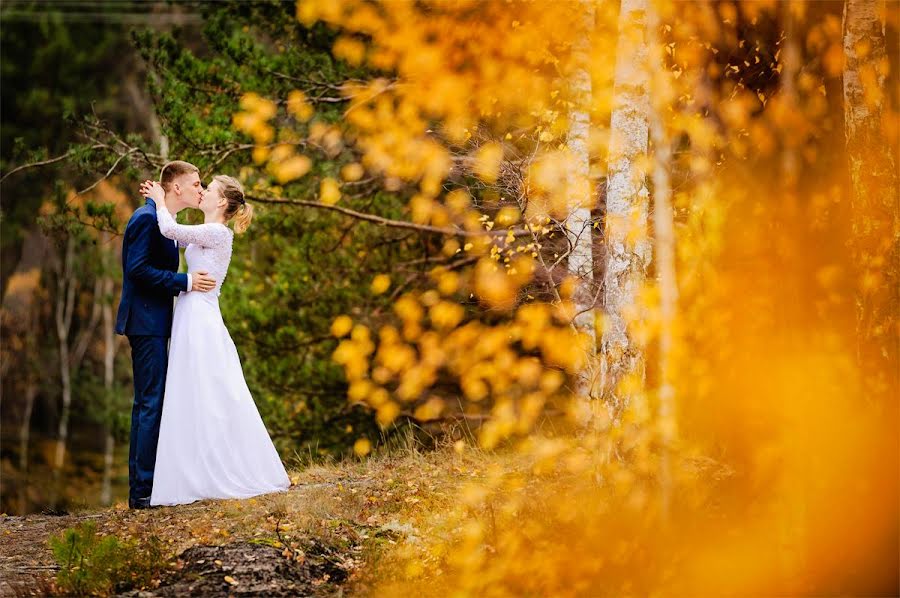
[99,233,119,506]
[646,0,679,518]
[842,0,899,382]
[49,231,102,507]
[601,0,652,413]
[565,0,599,400]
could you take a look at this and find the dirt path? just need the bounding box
[0,480,378,597]
[0,511,98,596]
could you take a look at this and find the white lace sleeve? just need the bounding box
[156,206,232,248]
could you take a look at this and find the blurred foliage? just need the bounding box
[0,0,136,288]
[252,0,896,594]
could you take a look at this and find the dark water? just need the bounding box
[0,430,130,515]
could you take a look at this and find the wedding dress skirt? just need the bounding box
[150,290,290,506]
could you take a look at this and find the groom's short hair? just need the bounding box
[160,161,199,191]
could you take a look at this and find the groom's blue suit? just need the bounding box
[116,198,189,505]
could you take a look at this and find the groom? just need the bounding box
[115,160,216,509]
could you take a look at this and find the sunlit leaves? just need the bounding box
[370,274,391,295]
[353,437,372,456]
[330,315,353,338]
[319,177,342,205]
[271,155,312,183]
[472,142,504,184]
[286,90,314,122]
[340,162,365,182]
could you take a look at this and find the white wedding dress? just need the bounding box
[150,207,290,506]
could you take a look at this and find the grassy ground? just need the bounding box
[0,440,499,597]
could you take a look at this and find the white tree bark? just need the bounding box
[646,0,678,518]
[565,0,598,400]
[842,0,899,374]
[601,0,651,411]
[51,236,102,507]
[18,383,37,513]
[100,261,116,506]
[53,237,76,482]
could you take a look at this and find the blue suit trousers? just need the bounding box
[128,335,169,501]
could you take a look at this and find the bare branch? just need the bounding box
[247,194,532,238]
[0,145,106,184]
[70,277,104,369]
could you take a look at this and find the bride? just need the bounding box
[139,176,290,506]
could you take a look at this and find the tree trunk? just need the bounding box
[51,237,76,507]
[51,236,103,508]
[646,0,678,519]
[842,0,900,381]
[18,383,37,514]
[601,0,652,413]
[100,235,116,506]
[781,1,801,190]
[565,0,598,400]
[777,2,809,585]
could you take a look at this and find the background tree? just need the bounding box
[600,0,652,415]
[564,0,599,401]
[842,0,899,393]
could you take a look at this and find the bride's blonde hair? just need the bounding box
[215,175,253,234]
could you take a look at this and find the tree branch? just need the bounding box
[0,145,106,184]
[246,195,532,238]
[76,148,139,196]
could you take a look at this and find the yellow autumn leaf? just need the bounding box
[319,177,341,205]
[353,437,372,456]
[287,89,314,122]
[340,162,365,182]
[376,401,400,426]
[333,36,366,66]
[370,274,391,294]
[251,146,270,164]
[473,142,504,184]
[272,155,312,183]
[331,315,353,338]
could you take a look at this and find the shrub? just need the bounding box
[48,521,167,596]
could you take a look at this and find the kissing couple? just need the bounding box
[115,160,290,509]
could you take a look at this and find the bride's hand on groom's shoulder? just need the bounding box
[140,180,165,205]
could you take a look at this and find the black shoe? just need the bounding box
[129,496,152,510]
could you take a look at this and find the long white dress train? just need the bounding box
[150,207,290,506]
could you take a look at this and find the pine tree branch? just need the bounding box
[0,145,106,183]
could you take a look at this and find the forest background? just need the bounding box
[0,0,898,595]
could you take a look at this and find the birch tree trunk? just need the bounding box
[842,0,899,380]
[51,236,102,508]
[601,0,651,412]
[100,265,116,506]
[565,0,598,400]
[51,236,77,508]
[646,0,678,519]
[18,383,37,514]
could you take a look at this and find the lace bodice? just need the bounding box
[157,207,234,296]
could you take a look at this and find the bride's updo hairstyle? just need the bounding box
[215,175,253,234]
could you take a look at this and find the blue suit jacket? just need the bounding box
[115,199,188,337]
